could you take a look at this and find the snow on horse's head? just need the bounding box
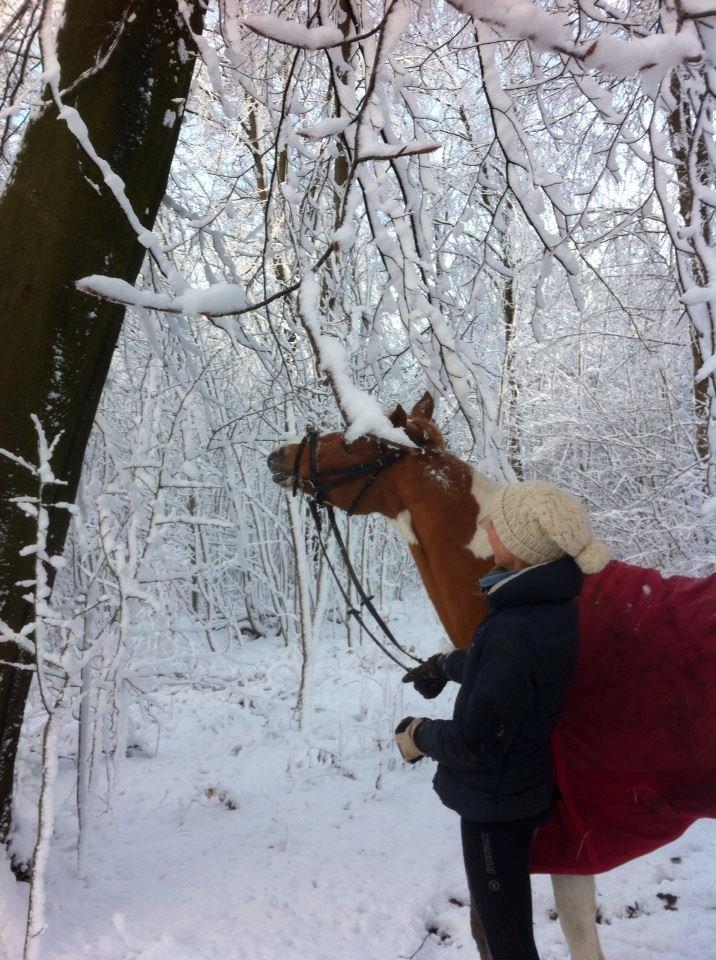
[267,392,500,648]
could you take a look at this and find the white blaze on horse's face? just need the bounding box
[389,508,418,545]
[466,469,501,560]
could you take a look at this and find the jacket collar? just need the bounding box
[482,562,549,594]
[485,556,584,610]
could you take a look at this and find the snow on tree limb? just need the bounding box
[681,284,716,307]
[298,116,352,141]
[241,2,405,51]
[242,15,344,49]
[451,0,703,90]
[298,272,414,446]
[76,276,247,316]
[38,0,190,298]
[695,351,716,383]
[177,0,236,118]
[357,139,440,162]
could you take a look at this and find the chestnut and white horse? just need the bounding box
[267,392,715,960]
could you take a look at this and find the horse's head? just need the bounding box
[268,391,500,647]
[266,392,445,516]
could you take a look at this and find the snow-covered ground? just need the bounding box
[2,598,714,960]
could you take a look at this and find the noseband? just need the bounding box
[291,427,409,516]
[290,427,421,669]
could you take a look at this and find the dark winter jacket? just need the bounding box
[415,556,583,822]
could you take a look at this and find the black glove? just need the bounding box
[401,653,448,699]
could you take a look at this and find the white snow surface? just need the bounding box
[3,597,715,960]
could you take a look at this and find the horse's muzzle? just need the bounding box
[267,445,298,487]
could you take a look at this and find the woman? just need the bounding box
[395,481,610,960]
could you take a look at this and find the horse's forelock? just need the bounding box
[406,415,445,449]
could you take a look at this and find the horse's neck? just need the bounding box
[409,541,491,649]
[391,457,496,649]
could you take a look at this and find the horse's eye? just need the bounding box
[341,438,354,453]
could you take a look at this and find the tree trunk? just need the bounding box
[666,70,714,475]
[0,0,204,847]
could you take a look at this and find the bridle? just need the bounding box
[291,428,422,670]
[291,427,409,516]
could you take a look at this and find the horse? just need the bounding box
[266,392,716,960]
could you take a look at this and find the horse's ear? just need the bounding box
[411,391,434,422]
[389,404,408,428]
[404,418,445,449]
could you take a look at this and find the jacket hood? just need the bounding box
[486,556,583,610]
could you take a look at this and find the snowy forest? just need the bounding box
[0,1,714,959]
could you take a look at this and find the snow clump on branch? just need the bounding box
[298,273,415,447]
[242,15,343,50]
[76,277,247,317]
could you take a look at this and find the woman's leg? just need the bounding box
[461,811,548,960]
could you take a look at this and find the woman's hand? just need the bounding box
[394,716,426,763]
[402,653,448,699]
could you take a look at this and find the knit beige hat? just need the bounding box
[483,481,610,574]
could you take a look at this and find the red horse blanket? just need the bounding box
[531,560,716,875]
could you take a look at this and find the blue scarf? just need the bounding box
[479,568,515,592]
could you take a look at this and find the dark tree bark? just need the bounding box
[0,0,204,850]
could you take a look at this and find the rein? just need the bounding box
[292,429,422,670]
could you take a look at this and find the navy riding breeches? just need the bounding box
[461,804,554,960]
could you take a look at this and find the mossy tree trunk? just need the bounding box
[0,0,204,849]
